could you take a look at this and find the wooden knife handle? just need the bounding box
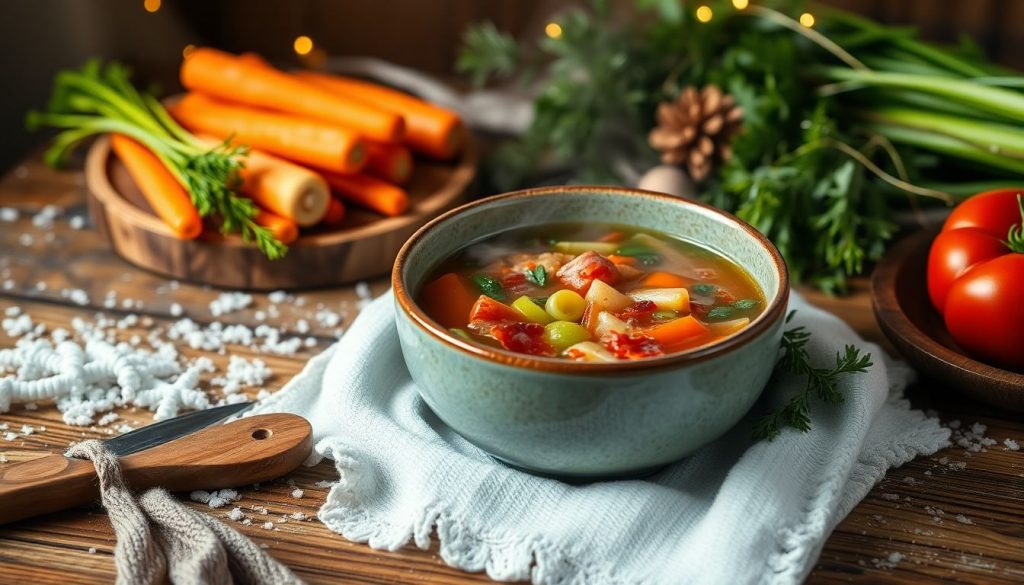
[0,413,312,525]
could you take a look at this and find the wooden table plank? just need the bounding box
[1,154,1023,584]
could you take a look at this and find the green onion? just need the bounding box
[707,306,735,321]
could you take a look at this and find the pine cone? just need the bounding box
[648,85,743,182]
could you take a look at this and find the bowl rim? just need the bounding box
[392,185,790,375]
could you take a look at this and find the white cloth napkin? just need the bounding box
[253,291,950,585]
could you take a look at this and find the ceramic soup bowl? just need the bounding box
[392,186,789,479]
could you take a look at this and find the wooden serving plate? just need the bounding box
[85,135,476,290]
[872,229,1024,411]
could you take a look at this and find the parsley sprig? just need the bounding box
[27,60,286,259]
[753,311,873,441]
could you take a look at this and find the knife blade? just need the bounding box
[103,401,254,456]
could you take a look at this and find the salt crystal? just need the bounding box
[19,233,33,246]
[291,488,304,499]
[295,319,310,334]
[955,514,974,525]
[169,303,184,317]
[268,291,288,304]
[19,425,34,436]
[242,518,252,526]
[314,480,333,488]
[2,432,17,441]
[69,216,86,230]
[209,292,252,316]
[88,547,97,554]
[1004,438,1020,451]
[24,402,38,411]
[881,493,900,501]
[289,512,308,521]
[32,205,60,229]
[261,521,274,530]
[0,207,19,222]
[227,507,245,521]
[0,454,8,463]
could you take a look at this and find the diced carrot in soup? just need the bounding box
[416,223,764,361]
[420,273,478,329]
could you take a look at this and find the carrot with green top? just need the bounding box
[171,93,366,174]
[295,71,464,159]
[110,134,203,239]
[366,142,413,184]
[321,171,409,217]
[181,48,404,142]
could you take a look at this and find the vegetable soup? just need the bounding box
[417,223,765,362]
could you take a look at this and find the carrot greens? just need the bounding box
[27,60,286,259]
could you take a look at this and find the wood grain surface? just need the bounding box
[0,152,1022,584]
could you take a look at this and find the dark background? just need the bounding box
[1,0,1020,173]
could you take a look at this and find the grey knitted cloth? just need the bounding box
[67,440,304,585]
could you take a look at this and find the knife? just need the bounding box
[0,403,312,524]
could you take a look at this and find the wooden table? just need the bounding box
[0,152,1022,584]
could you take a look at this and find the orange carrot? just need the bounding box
[171,93,366,174]
[642,271,691,288]
[365,142,413,184]
[295,71,464,159]
[607,255,637,266]
[109,134,202,239]
[254,209,299,244]
[420,273,478,329]
[321,171,409,217]
[195,136,329,227]
[181,48,404,143]
[646,315,708,347]
[321,197,346,226]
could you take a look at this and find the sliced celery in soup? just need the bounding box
[416,223,765,361]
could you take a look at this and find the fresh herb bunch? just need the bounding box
[753,311,873,441]
[458,0,1024,292]
[27,60,286,259]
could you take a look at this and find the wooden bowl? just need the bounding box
[84,135,476,290]
[872,229,1024,411]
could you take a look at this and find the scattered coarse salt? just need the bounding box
[955,514,974,525]
[209,292,252,316]
[1004,438,1020,451]
[190,488,240,509]
[60,288,90,306]
[169,303,184,317]
[0,454,8,464]
[69,216,86,230]
[242,518,252,526]
[252,505,268,515]
[0,207,19,222]
[97,412,119,426]
[19,425,35,436]
[355,281,373,309]
[88,547,97,554]
[18,233,34,247]
[291,488,304,499]
[268,290,288,304]
[24,402,38,411]
[3,432,17,441]
[261,521,274,530]
[227,507,245,521]
[314,309,342,328]
[880,493,900,501]
[294,319,310,334]
[314,480,333,488]
[289,512,308,521]
[32,205,61,229]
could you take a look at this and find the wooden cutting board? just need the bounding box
[84,135,476,290]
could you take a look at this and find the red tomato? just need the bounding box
[926,188,1024,371]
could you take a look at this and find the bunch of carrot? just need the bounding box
[152,47,465,241]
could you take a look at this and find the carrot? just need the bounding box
[321,171,409,217]
[109,134,202,239]
[254,209,299,244]
[642,271,691,288]
[195,136,329,227]
[295,71,464,159]
[366,142,413,184]
[607,255,637,266]
[419,273,479,329]
[181,48,404,143]
[646,315,708,347]
[171,93,366,174]
[321,197,346,226]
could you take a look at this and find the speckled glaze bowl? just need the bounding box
[392,186,789,479]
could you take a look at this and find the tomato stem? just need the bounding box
[1007,194,1024,254]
